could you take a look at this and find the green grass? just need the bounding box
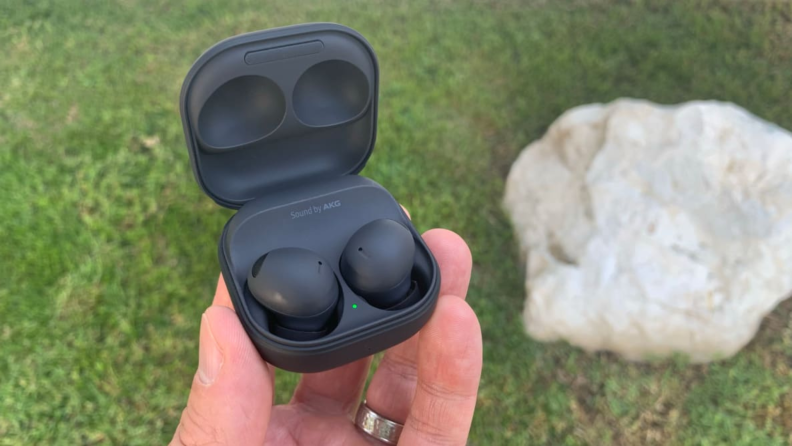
[1,0,791,444]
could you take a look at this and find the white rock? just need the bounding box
[503,99,792,363]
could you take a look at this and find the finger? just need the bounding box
[399,296,482,445]
[365,333,420,421]
[212,274,277,393]
[401,204,411,220]
[365,229,472,423]
[290,357,372,417]
[171,305,274,446]
[212,273,233,309]
[422,229,473,299]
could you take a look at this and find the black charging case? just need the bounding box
[179,23,441,373]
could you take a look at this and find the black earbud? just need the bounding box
[248,220,420,340]
[340,219,418,309]
[247,247,339,340]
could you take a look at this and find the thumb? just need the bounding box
[171,305,273,446]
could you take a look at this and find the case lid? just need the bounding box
[179,23,379,208]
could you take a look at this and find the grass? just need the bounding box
[1,0,791,444]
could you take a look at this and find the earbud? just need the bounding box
[247,247,339,340]
[340,219,418,309]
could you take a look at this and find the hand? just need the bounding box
[170,229,481,445]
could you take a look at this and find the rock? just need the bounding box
[503,99,792,363]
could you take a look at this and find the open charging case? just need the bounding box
[179,23,441,373]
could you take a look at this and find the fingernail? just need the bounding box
[198,313,224,385]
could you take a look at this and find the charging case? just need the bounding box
[179,23,441,373]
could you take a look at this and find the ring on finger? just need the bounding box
[354,400,404,444]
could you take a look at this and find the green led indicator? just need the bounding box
[352,304,358,309]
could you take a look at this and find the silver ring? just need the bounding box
[354,400,404,444]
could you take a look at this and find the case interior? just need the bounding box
[180,23,378,208]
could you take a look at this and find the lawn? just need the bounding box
[1,0,791,444]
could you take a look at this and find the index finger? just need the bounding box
[398,296,482,445]
[365,229,473,423]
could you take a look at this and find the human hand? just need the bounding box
[170,228,481,445]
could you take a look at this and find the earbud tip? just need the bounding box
[385,280,422,311]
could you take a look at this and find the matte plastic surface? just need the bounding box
[220,176,439,372]
[180,24,441,373]
[180,23,379,209]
